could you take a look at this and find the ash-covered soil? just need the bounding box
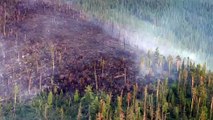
[0,0,150,101]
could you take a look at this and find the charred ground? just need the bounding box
[0,0,149,100]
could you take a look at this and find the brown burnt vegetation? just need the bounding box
[0,0,147,100]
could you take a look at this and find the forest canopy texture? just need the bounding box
[0,0,212,120]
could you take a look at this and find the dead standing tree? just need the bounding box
[94,63,98,90]
[3,2,7,36]
[49,43,55,85]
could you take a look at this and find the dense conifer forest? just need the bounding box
[0,0,212,120]
[71,0,213,70]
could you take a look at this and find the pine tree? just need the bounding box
[133,84,138,108]
[77,103,82,120]
[190,87,197,117]
[155,104,161,120]
[99,99,106,119]
[126,106,134,120]
[134,100,141,120]
[116,96,124,120]
[83,86,94,103]
[60,108,64,120]
[147,50,152,68]
[143,85,148,120]
[13,83,19,111]
[178,70,182,92]
[210,97,213,120]
[100,57,105,77]
[156,79,161,120]
[96,112,103,120]
[167,55,173,75]
[127,92,131,108]
[176,55,182,71]
[154,47,160,67]
[174,106,179,119]
[207,73,212,87]
[47,91,53,106]
[105,93,112,120]
[148,94,154,120]
[74,89,80,103]
[199,106,208,120]
[140,57,145,70]
[183,68,188,89]
[44,103,48,120]
[89,96,99,120]
[94,64,98,90]
[89,105,92,120]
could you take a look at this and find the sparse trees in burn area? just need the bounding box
[0,1,212,120]
[0,55,212,120]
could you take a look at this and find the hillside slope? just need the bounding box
[0,0,142,100]
[0,1,212,120]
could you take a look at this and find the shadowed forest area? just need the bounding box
[0,0,212,120]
